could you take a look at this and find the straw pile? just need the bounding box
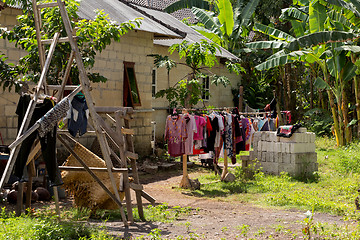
[61,143,125,210]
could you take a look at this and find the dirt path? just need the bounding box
[100,170,345,239]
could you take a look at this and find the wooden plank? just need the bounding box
[59,166,128,172]
[34,32,61,98]
[124,117,144,220]
[114,112,127,168]
[48,85,78,91]
[57,50,75,100]
[121,128,135,135]
[37,2,62,8]
[129,183,143,191]
[119,173,124,192]
[96,106,125,113]
[41,36,78,45]
[98,132,123,200]
[123,171,133,223]
[140,190,156,206]
[97,115,124,146]
[32,0,45,71]
[26,141,41,166]
[106,114,116,125]
[109,148,125,167]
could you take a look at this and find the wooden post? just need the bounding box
[221,149,228,180]
[53,187,61,219]
[239,86,244,112]
[179,154,191,188]
[16,182,24,216]
[25,160,36,213]
[123,109,144,221]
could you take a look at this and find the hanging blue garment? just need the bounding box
[68,95,88,137]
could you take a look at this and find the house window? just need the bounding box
[202,76,210,101]
[123,62,141,107]
[152,68,156,98]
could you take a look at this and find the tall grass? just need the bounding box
[189,136,360,218]
[0,207,112,240]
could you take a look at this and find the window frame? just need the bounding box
[202,76,210,101]
[123,61,141,107]
[151,68,157,98]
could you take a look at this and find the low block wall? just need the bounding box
[243,128,318,178]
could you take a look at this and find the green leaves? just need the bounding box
[150,39,234,107]
[314,76,331,90]
[217,0,234,36]
[169,40,219,69]
[309,0,326,33]
[254,23,295,41]
[147,54,177,71]
[0,0,142,90]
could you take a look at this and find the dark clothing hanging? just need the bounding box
[205,117,218,152]
[68,95,88,137]
[15,95,63,187]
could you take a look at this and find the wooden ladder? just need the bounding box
[0,0,145,226]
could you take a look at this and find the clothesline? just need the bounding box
[172,107,237,114]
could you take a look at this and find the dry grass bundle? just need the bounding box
[61,143,125,210]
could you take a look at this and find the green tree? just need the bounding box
[166,0,260,53]
[150,40,243,108]
[0,0,141,92]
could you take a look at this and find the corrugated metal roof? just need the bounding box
[3,0,184,39]
[127,0,197,23]
[134,4,239,60]
[77,0,184,39]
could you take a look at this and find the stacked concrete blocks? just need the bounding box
[249,128,318,178]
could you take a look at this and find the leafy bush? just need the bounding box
[302,108,333,136]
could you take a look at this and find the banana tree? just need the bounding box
[246,17,358,145]
[165,0,261,53]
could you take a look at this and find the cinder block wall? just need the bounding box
[245,128,318,178]
[0,8,153,156]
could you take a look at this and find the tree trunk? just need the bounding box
[284,64,292,111]
[184,73,193,108]
[328,90,342,146]
[310,70,314,109]
[342,85,351,144]
[275,77,283,125]
[354,75,360,138]
[351,53,360,138]
[318,90,325,109]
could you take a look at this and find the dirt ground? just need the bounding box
[0,165,348,239]
[93,168,346,240]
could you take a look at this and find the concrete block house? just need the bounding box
[0,0,239,156]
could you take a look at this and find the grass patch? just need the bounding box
[0,207,112,240]
[181,136,360,218]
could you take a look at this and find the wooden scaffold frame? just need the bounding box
[0,0,155,225]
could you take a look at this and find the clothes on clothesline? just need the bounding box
[164,110,277,162]
[67,95,89,137]
[15,94,63,187]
